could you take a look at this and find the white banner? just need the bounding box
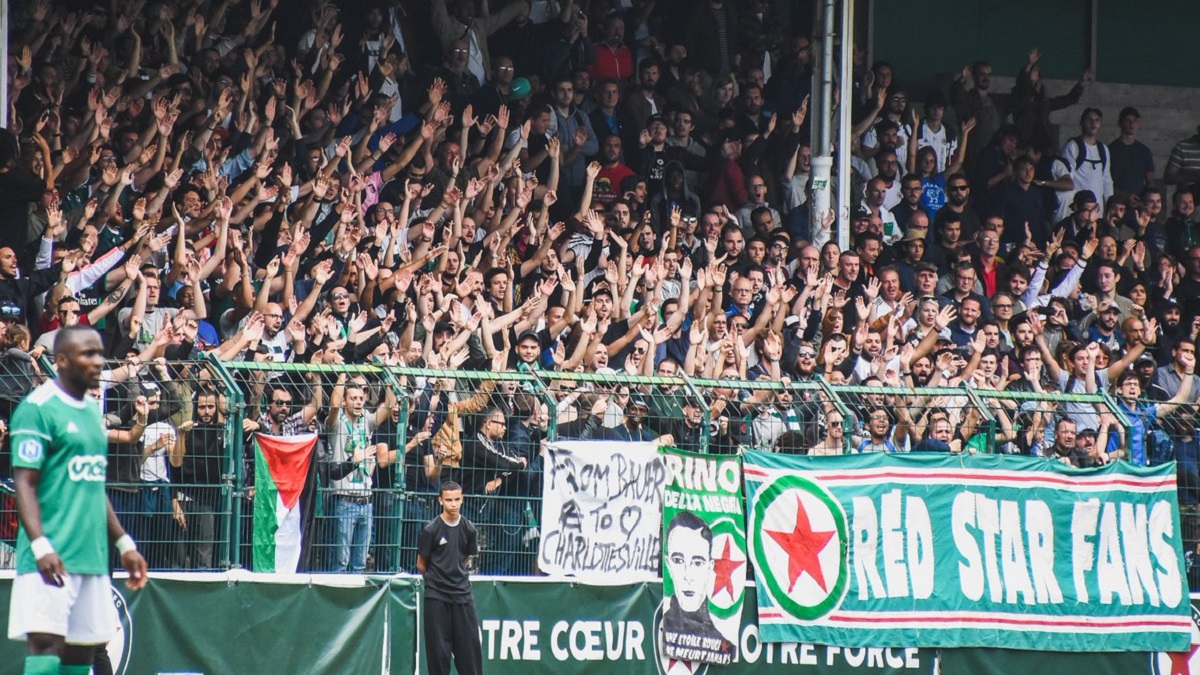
[538,441,667,582]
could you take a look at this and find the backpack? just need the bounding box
[1070,137,1108,173]
[1147,427,1175,466]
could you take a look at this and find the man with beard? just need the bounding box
[601,395,662,443]
[463,406,531,575]
[872,149,903,211]
[548,75,599,211]
[892,175,925,233]
[862,89,914,169]
[256,381,324,437]
[168,391,224,569]
[857,407,900,453]
[625,60,668,151]
[660,512,736,665]
[431,0,527,86]
[952,61,1011,167]
[934,173,983,241]
[1165,191,1200,261]
[589,14,633,82]
[907,353,936,388]
[1049,418,1099,468]
[667,109,708,189]
[1152,298,1186,362]
[592,135,636,208]
[1148,339,1200,497]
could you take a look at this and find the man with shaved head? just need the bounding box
[8,326,148,674]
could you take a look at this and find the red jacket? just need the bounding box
[589,43,634,82]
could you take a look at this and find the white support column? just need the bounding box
[836,0,855,251]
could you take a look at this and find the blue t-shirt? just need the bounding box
[921,174,948,219]
[1118,400,1158,466]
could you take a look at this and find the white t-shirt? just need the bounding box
[140,422,175,483]
[917,123,957,173]
[1059,138,1113,221]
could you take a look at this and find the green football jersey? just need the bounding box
[11,381,111,575]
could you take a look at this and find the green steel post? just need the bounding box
[679,374,712,453]
[204,355,244,570]
[527,370,558,443]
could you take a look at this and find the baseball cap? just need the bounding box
[646,113,667,128]
[516,329,542,346]
[853,206,872,221]
[1072,190,1098,209]
[509,77,531,101]
[1135,354,1157,367]
[915,262,938,275]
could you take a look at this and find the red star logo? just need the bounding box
[1169,644,1199,675]
[766,494,836,593]
[712,537,744,600]
[666,658,698,673]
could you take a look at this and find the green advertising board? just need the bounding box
[0,574,1195,674]
[468,579,935,675]
[743,451,1193,652]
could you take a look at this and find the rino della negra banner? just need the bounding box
[742,451,1192,652]
[659,447,747,665]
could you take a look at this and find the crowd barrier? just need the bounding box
[7,357,1197,587]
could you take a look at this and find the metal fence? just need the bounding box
[12,358,1196,583]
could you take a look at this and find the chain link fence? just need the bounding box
[18,359,1197,585]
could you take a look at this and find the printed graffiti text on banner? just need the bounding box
[742,451,1193,652]
[538,441,667,581]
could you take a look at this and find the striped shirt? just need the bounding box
[1166,135,1200,178]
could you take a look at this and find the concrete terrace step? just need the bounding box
[987,76,1200,182]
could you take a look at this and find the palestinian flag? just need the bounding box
[253,433,317,573]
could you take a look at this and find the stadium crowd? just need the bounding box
[1,0,1199,573]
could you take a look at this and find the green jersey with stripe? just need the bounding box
[11,381,111,575]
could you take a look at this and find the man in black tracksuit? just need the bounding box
[418,481,482,675]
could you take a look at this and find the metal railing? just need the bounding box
[4,359,1167,581]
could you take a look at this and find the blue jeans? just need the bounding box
[334,497,373,572]
[401,493,437,573]
[477,496,524,576]
[372,492,403,573]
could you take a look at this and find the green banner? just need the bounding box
[659,446,747,666]
[0,575,1197,673]
[0,574,418,675]
[467,579,936,675]
[742,451,1192,652]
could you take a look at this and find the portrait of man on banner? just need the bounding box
[661,511,737,665]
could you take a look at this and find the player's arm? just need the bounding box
[106,498,148,590]
[13,467,64,586]
[416,554,428,573]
